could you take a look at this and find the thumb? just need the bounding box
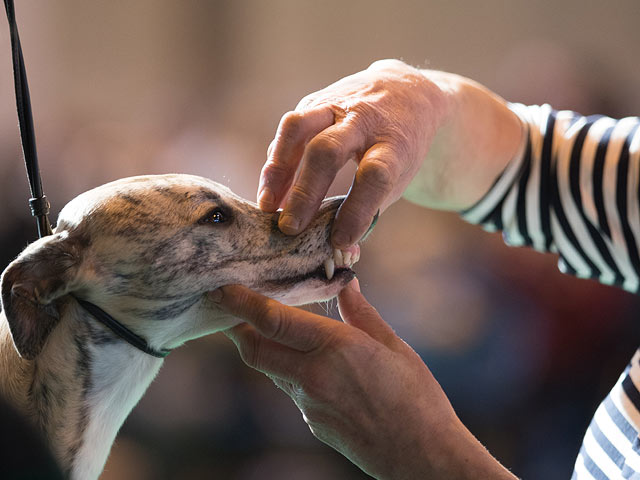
[338,278,399,347]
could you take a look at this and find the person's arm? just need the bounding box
[458,102,640,292]
[402,70,523,211]
[259,59,523,248]
[213,280,518,480]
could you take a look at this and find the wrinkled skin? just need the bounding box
[216,282,517,480]
[259,59,451,248]
[225,59,523,479]
[259,59,521,248]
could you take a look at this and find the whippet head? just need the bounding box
[0,174,361,359]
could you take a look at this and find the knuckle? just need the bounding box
[368,58,406,71]
[295,93,320,112]
[278,111,305,140]
[287,184,320,209]
[236,332,261,369]
[261,159,294,181]
[259,302,290,341]
[230,287,253,316]
[298,333,346,398]
[306,135,344,169]
[358,158,395,193]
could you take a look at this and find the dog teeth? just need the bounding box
[331,246,360,268]
[333,248,344,267]
[338,245,360,268]
[324,257,335,280]
[324,245,361,280]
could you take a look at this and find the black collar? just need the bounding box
[72,295,171,359]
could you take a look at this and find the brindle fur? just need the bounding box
[0,174,354,479]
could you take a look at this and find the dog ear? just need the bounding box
[1,232,84,359]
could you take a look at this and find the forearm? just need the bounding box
[431,422,519,480]
[403,70,524,211]
[394,416,518,480]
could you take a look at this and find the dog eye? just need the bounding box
[199,208,228,225]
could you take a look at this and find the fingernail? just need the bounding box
[279,213,301,234]
[258,187,275,208]
[332,229,350,248]
[209,289,223,304]
[350,277,361,292]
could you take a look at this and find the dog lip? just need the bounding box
[263,265,354,289]
[311,265,354,284]
[291,265,355,284]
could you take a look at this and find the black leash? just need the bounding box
[3,0,51,238]
[3,0,170,359]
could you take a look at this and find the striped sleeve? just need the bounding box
[461,103,640,293]
[571,350,640,479]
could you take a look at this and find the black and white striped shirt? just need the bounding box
[462,104,640,479]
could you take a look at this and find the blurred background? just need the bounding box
[2,1,640,479]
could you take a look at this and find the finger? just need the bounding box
[258,107,335,212]
[212,285,337,351]
[266,138,276,161]
[331,143,399,249]
[279,122,366,235]
[337,278,399,348]
[223,323,304,382]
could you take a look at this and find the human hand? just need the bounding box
[259,59,452,249]
[214,280,517,480]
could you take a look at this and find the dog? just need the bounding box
[0,174,362,479]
